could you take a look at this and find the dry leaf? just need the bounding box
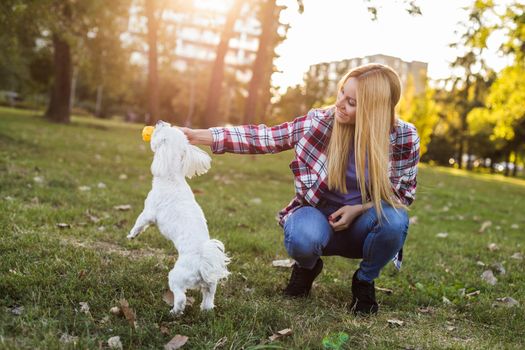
[387,319,404,326]
[162,290,194,307]
[86,212,100,223]
[164,335,189,350]
[442,296,452,305]
[481,270,497,285]
[78,186,91,191]
[466,290,480,298]
[119,174,128,180]
[487,243,499,252]
[119,299,136,328]
[108,336,123,349]
[479,221,492,233]
[110,306,122,316]
[436,232,448,238]
[511,252,523,260]
[269,328,293,342]
[409,216,418,225]
[446,326,456,331]
[60,333,78,344]
[213,336,228,349]
[30,197,39,204]
[10,306,23,316]
[33,176,44,183]
[97,182,107,189]
[510,224,519,229]
[272,259,295,268]
[114,204,132,211]
[375,287,393,294]
[56,223,71,229]
[160,325,170,335]
[476,261,486,266]
[79,302,90,314]
[494,297,519,307]
[417,306,434,314]
[192,188,204,195]
[249,198,262,205]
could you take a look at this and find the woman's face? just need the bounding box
[335,77,357,124]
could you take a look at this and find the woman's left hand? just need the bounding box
[328,204,366,232]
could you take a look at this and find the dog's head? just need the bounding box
[150,120,211,179]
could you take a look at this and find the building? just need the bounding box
[305,54,428,98]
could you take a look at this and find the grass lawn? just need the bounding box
[1,106,524,349]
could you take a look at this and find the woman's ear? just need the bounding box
[182,145,211,178]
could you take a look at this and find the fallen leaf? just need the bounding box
[160,325,170,335]
[466,290,480,298]
[108,336,123,349]
[446,326,456,331]
[417,306,434,314]
[249,198,262,205]
[33,176,44,183]
[114,204,132,211]
[99,315,110,324]
[162,290,194,307]
[479,221,492,233]
[97,182,107,189]
[511,252,523,260]
[119,174,128,180]
[387,319,404,326]
[86,211,100,223]
[30,197,39,204]
[409,216,418,225]
[110,306,122,316]
[510,224,519,229]
[213,336,228,350]
[481,270,497,285]
[476,261,486,266]
[119,299,136,328]
[441,206,449,212]
[272,259,295,268]
[5,196,14,201]
[78,186,91,191]
[269,328,293,342]
[436,232,448,238]
[192,188,204,195]
[491,262,506,275]
[487,243,499,252]
[10,306,23,316]
[494,297,519,307]
[56,223,71,229]
[79,302,90,314]
[375,287,393,294]
[59,333,79,344]
[442,296,452,305]
[164,335,189,350]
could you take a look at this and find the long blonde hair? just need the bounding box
[326,63,404,219]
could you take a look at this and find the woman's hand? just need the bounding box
[328,203,372,231]
[179,127,213,146]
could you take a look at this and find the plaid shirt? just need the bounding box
[210,106,420,268]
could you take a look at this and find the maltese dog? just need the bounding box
[127,121,230,316]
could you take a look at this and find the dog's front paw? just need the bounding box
[169,307,184,317]
[127,229,139,240]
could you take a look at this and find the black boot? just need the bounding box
[283,258,323,297]
[349,269,379,315]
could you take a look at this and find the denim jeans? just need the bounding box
[283,200,409,282]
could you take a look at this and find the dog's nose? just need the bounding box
[156,120,163,126]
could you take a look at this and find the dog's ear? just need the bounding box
[182,145,211,178]
[151,140,176,178]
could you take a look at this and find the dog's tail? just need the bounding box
[199,239,230,284]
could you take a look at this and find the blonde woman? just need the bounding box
[182,63,420,315]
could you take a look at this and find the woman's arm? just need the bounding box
[181,113,313,155]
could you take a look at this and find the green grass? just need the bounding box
[0,106,524,349]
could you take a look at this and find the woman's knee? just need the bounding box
[283,206,331,257]
[375,205,409,246]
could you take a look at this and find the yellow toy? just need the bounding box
[142,126,155,142]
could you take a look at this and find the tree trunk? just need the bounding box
[244,0,277,124]
[512,149,519,177]
[504,149,511,176]
[95,84,104,117]
[145,0,159,124]
[203,0,244,127]
[45,33,72,123]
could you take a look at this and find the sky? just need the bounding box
[272,0,513,92]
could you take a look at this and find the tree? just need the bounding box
[203,0,244,127]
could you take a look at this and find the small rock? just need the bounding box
[108,336,123,349]
[481,270,497,285]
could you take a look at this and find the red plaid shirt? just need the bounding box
[210,106,420,226]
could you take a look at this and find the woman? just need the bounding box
[181,63,420,315]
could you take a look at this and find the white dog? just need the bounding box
[127,121,230,316]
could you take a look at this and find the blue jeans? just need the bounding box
[283,200,409,282]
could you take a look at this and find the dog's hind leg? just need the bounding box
[200,281,217,311]
[168,265,188,316]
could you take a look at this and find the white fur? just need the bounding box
[127,121,230,316]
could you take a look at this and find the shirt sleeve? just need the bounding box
[209,113,311,154]
[397,132,420,206]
